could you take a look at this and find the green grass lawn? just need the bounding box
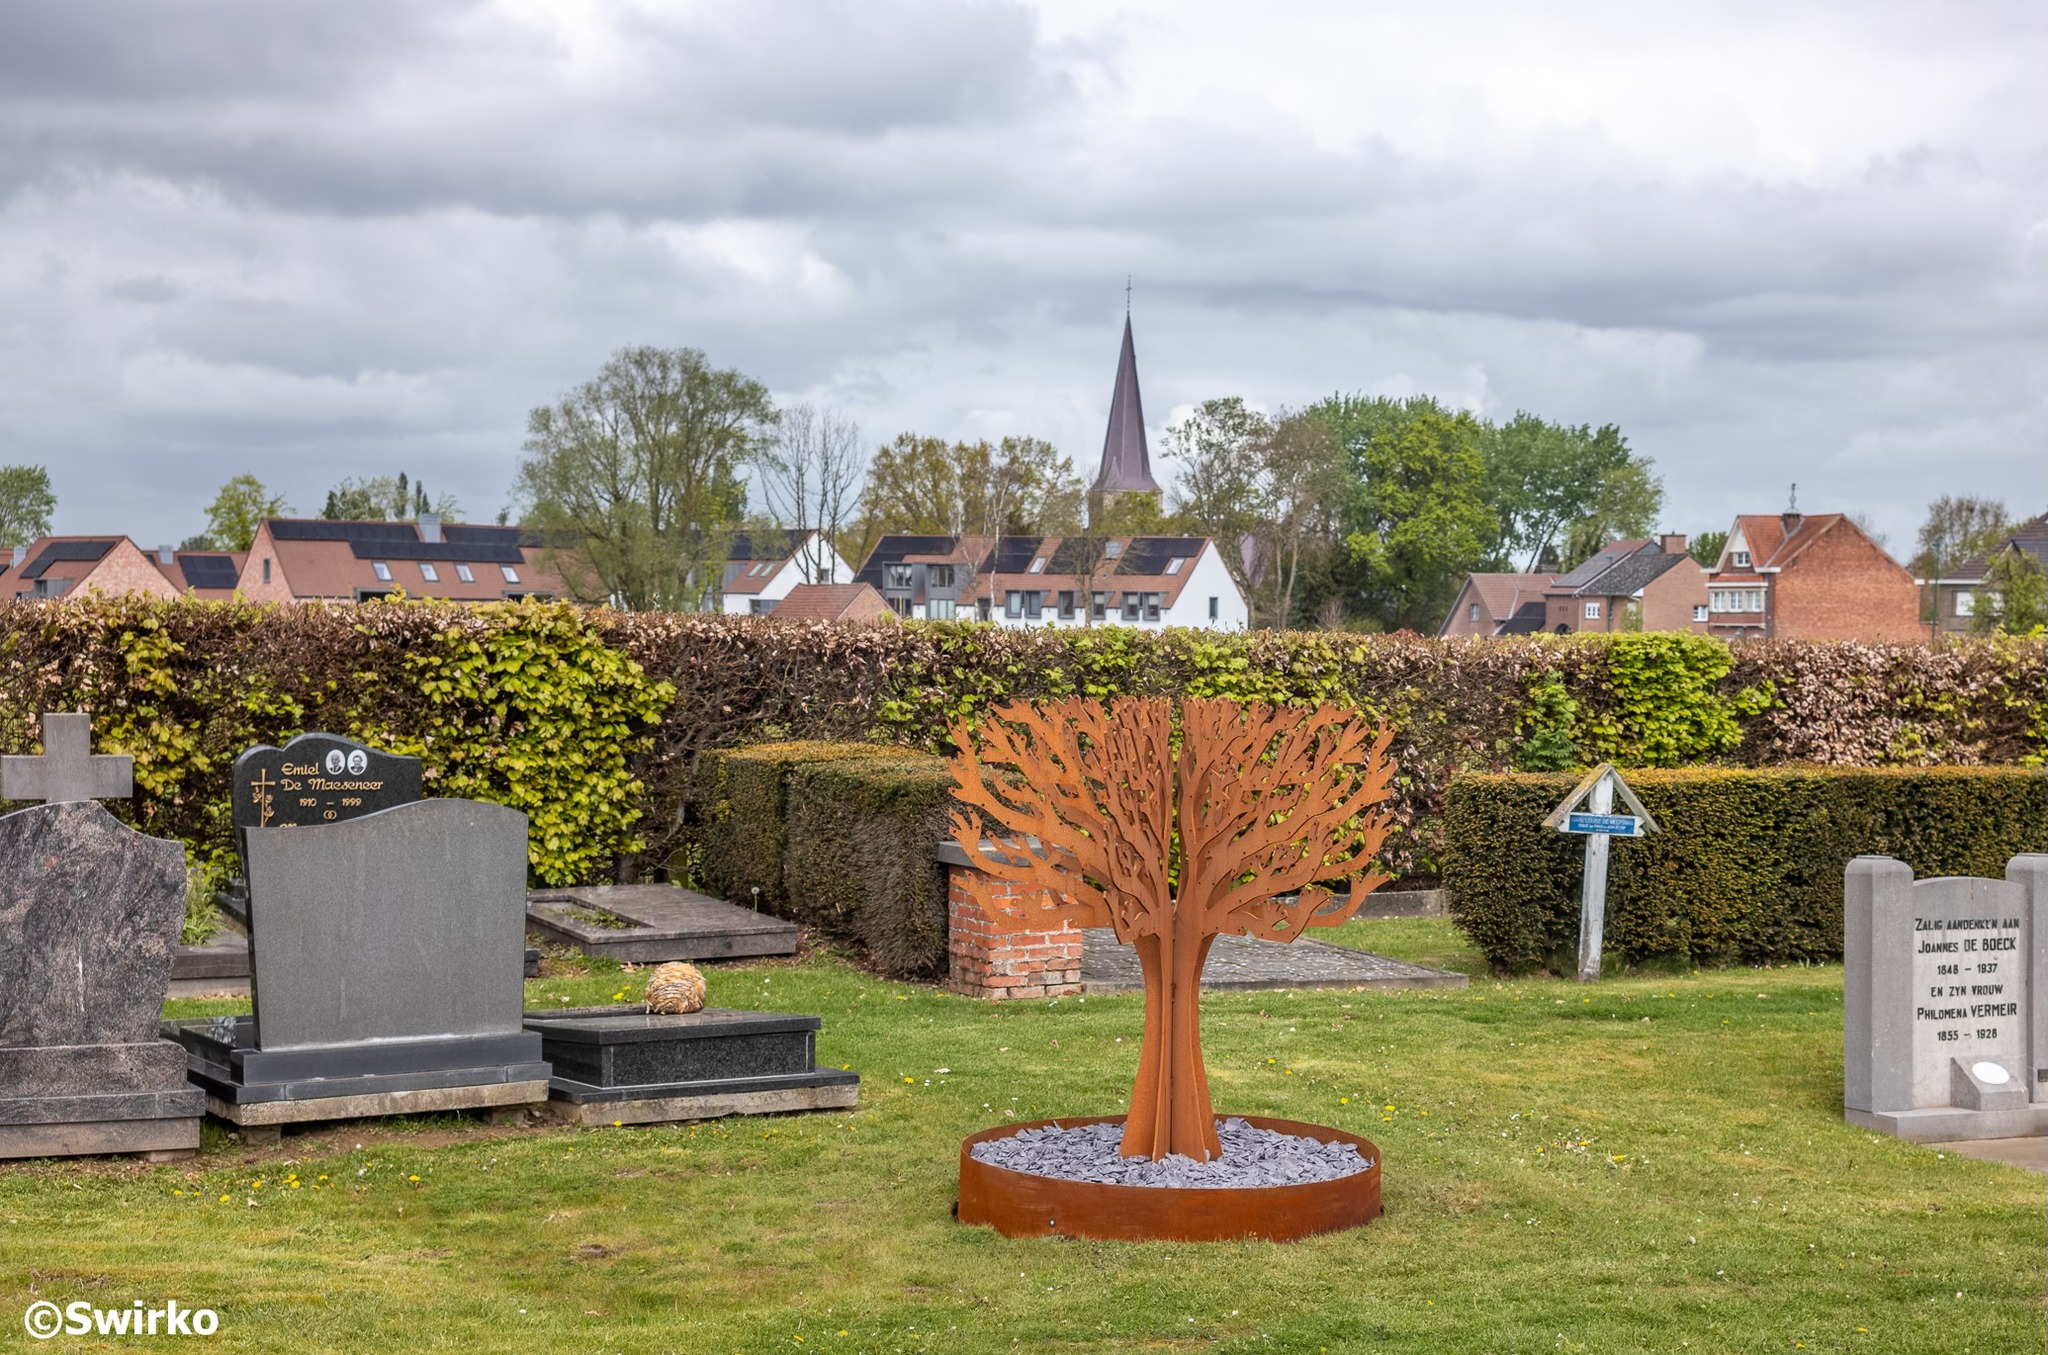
[2,923,2039,1354]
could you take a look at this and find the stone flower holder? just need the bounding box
[957,1115,1381,1242]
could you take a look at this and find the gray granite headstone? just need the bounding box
[0,713,132,804]
[1843,854,2048,1143]
[246,799,528,1049]
[0,800,202,1157]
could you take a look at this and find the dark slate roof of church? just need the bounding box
[1093,316,1161,495]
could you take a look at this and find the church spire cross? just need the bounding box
[0,713,134,805]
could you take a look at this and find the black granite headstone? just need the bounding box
[0,800,203,1159]
[233,732,422,834]
[220,733,423,924]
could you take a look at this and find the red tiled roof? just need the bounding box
[770,583,889,622]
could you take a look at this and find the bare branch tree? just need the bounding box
[758,403,867,581]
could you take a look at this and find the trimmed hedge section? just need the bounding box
[1444,766,2048,975]
[695,741,954,979]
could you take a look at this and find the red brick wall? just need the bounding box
[1641,558,1709,633]
[1773,523,1921,641]
[80,541,181,599]
[945,863,1085,1000]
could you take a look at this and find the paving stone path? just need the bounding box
[1081,930,1468,994]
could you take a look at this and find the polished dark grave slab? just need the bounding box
[217,732,424,926]
[0,795,203,1160]
[165,798,549,1139]
[1081,930,1469,994]
[526,884,798,963]
[524,1006,858,1125]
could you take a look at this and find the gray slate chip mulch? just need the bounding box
[1081,929,1467,993]
[970,1117,1374,1189]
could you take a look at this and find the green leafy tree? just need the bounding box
[1316,395,1496,632]
[1163,397,1272,619]
[850,433,1082,565]
[1969,550,2047,635]
[1481,415,1636,570]
[1690,529,1729,568]
[323,472,460,522]
[1911,495,2011,623]
[0,464,57,544]
[515,345,771,610]
[198,474,291,551]
[1558,458,1665,571]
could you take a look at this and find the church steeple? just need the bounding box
[1093,314,1161,498]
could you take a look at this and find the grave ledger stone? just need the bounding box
[165,798,550,1135]
[0,714,203,1159]
[1844,854,2048,1143]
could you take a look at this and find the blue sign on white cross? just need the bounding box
[1564,812,1642,837]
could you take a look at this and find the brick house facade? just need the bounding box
[1704,512,1919,641]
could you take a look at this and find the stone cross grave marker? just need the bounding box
[0,713,200,1160]
[1542,763,1659,982]
[0,713,132,804]
[1844,854,2047,1142]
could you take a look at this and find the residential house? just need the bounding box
[1439,572,1554,637]
[236,516,566,603]
[1542,536,1708,634]
[1,536,246,601]
[766,582,890,623]
[855,533,1248,629]
[1926,513,2048,636]
[1703,512,1918,641]
[717,530,855,615]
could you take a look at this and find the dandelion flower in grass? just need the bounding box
[408,1174,420,1182]
[1339,1097,1350,1105]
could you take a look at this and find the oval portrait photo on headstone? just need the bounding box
[347,750,369,776]
[325,750,346,775]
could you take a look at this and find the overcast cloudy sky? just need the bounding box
[2,0,2042,553]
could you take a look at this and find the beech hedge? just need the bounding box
[2,598,2040,885]
[1444,766,2048,975]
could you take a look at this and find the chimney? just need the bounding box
[157,544,175,566]
[1659,533,1687,556]
[9,546,24,568]
[419,514,442,544]
[1781,511,1803,538]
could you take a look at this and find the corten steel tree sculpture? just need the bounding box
[949,696,1398,1162]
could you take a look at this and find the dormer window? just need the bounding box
[371,562,392,582]
[1732,551,1751,568]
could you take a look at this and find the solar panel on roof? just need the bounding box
[268,520,420,543]
[175,554,241,589]
[442,524,529,546]
[19,540,116,579]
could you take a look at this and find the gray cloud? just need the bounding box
[0,0,2040,552]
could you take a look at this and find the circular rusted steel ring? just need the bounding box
[956,1114,1382,1242]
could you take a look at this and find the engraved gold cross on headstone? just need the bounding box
[0,713,134,804]
[249,769,277,826]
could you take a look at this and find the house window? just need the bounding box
[1584,600,1601,620]
[261,558,271,585]
[928,598,956,620]
[1165,557,1184,575]
[1954,590,1975,617]
[1005,590,1025,618]
[1144,592,1162,622]
[1091,592,1109,620]
[1122,594,1141,622]
[1023,591,1043,620]
[976,598,992,620]
[888,594,912,617]
[1209,596,1219,621]
[885,564,915,590]
[1692,604,1709,622]
[372,562,392,582]
[749,600,775,616]
[1732,550,1751,568]
[500,565,520,584]
[1103,541,1124,559]
[419,562,439,583]
[1709,589,1764,613]
[455,563,474,583]
[1027,557,1047,574]
[1057,591,1075,619]
[927,565,954,588]
[1469,602,1480,623]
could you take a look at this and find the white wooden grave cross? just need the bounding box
[0,712,134,805]
[1542,762,1659,982]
